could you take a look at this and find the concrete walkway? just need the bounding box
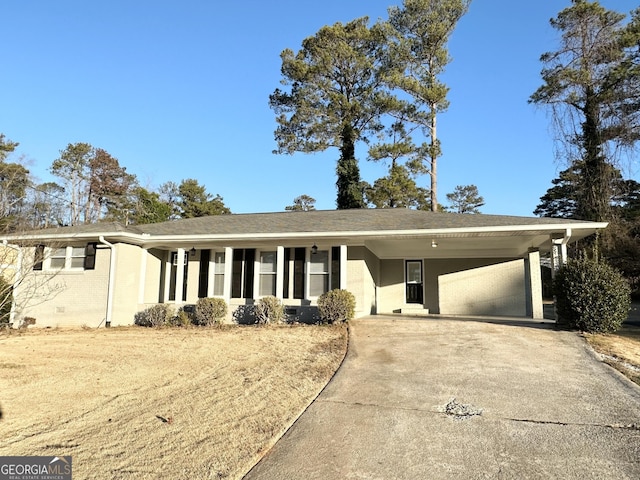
[245,316,640,479]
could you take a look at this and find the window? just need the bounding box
[213,252,225,296]
[50,247,67,269]
[259,251,277,296]
[42,245,92,271]
[69,246,86,269]
[309,250,329,297]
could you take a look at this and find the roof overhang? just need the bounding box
[2,221,606,260]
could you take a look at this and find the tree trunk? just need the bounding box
[336,124,365,209]
[430,108,438,212]
[580,92,611,222]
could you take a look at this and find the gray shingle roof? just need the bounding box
[18,209,600,238]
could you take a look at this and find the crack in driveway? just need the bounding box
[321,399,640,430]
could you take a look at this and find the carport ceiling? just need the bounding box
[365,231,559,259]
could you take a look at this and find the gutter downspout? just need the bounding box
[99,236,116,327]
[2,240,22,327]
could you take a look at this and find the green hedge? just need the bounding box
[553,256,631,333]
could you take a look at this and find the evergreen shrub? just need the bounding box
[553,255,631,333]
[317,289,355,324]
[254,296,285,325]
[134,304,174,327]
[195,297,228,326]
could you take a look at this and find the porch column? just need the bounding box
[276,245,285,299]
[207,249,215,298]
[340,244,348,289]
[162,252,171,303]
[175,247,185,304]
[524,248,543,319]
[551,229,571,277]
[223,247,233,301]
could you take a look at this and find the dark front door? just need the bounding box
[405,260,424,304]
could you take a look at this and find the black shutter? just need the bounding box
[243,249,255,299]
[198,249,210,298]
[293,247,305,299]
[331,246,341,290]
[231,249,243,298]
[84,243,97,270]
[33,245,45,271]
[283,248,291,298]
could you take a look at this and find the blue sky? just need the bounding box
[1,0,637,216]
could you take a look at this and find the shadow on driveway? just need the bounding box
[245,316,640,480]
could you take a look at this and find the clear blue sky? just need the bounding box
[1,0,637,216]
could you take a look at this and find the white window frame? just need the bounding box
[307,248,330,299]
[43,245,86,271]
[257,250,277,297]
[211,251,225,297]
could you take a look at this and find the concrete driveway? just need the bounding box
[245,316,640,479]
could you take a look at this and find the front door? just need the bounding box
[405,260,424,304]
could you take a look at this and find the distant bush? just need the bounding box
[317,289,355,324]
[195,297,227,326]
[134,304,174,327]
[553,255,631,333]
[254,296,285,325]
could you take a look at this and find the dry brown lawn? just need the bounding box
[0,324,347,479]
[585,325,640,385]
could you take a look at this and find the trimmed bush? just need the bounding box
[195,297,228,326]
[134,304,174,327]
[254,296,285,325]
[317,289,355,324]
[553,256,631,333]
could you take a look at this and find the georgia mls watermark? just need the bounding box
[0,456,72,480]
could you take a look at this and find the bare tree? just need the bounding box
[0,241,65,327]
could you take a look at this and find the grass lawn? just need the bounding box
[585,325,640,386]
[0,324,347,479]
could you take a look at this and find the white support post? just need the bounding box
[163,251,171,303]
[340,244,348,290]
[223,247,233,301]
[175,247,185,304]
[551,229,571,277]
[276,246,285,299]
[207,249,215,298]
[524,248,543,319]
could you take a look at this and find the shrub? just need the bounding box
[317,289,355,324]
[0,277,13,326]
[170,308,192,327]
[195,297,228,326]
[254,296,285,325]
[553,255,631,333]
[18,317,36,329]
[134,304,174,327]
